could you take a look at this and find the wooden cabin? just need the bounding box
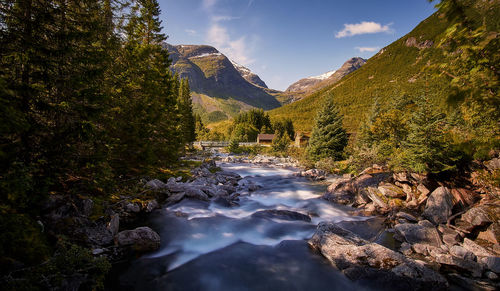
[294,132,310,148]
[257,134,275,146]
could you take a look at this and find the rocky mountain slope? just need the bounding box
[286,57,366,98]
[164,44,280,123]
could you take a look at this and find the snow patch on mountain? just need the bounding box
[310,70,336,80]
[189,52,222,59]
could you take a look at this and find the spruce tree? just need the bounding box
[398,96,455,173]
[306,97,348,161]
[178,78,196,144]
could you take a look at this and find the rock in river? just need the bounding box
[115,226,161,252]
[251,209,311,222]
[308,222,447,290]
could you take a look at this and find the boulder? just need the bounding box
[423,187,453,225]
[462,238,493,258]
[461,206,492,228]
[322,190,355,205]
[166,192,185,204]
[438,225,462,246]
[482,256,500,273]
[125,203,141,213]
[308,222,447,290]
[115,226,161,252]
[145,200,159,213]
[394,221,441,247]
[450,245,476,261]
[434,253,484,277]
[477,223,500,245]
[145,179,167,190]
[251,209,311,222]
[184,187,209,201]
[378,184,406,199]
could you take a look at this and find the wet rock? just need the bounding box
[213,196,237,208]
[378,184,406,199]
[309,222,447,290]
[394,221,441,247]
[251,209,311,222]
[92,248,105,255]
[485,271,498,280]
[447,273,499,291]
[247,183,261,192]
[166,192,185,204]
[423,186,453,225]
[184,187,209,201]
[85,224,114,246]
[115,226,160,252]
[145,200,159,213]
[322,190,355,205]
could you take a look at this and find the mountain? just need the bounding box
[165,44,280,123]
[284,57,366,102]
[230,60,268,88]
[269,11,455,133]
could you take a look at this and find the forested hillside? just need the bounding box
[0,0,195,288]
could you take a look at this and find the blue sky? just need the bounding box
[158,0,437,91]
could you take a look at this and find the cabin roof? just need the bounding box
[257,134,275,141]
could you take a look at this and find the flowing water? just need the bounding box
[116,162,373,291]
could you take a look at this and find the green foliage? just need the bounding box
[177,78,196,144]
[272,118,295,141]
[234,108,272,133]
[395,96,458,173]
[226,139,240,153]
[271,133,291,154]
[306,97,348,161]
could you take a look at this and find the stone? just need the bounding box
[485,271,498,280]
[322,190,355,205]
[417,184,430,197]
[145,179,167,190]
[396,211,418,222]
[336,217,386,241]
[125,203,141,213]
[378,184,406,199]
[412,243,429,255]
[166,192,185,204]
[308,222,447,290]
[326,178,352,193]
[434,253,484,277]
[477,223,500,245]
[485,157,500,171]
[400,242,413,255]
[461,206,492,228]
[482,256,500,273]
[394,222,441,247]
[393,172,409,183]
[247,183,260,192]
[366,187,388,208]
[145,200,159,213]
[184,186,209,201]
[423,186,453,225]
[251,209,311,222]
[450,245,476,261]
[107,214,120,236]
[115,226,161,252]
[463,238,493,258]
[450,188,476,207]
[438,225,462,246]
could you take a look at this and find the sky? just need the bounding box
[157,0,437,91]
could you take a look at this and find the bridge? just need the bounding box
[193,141,258,150]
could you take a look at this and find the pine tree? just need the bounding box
[307,97,348,161]
[178,78,196,144]
[398,95,456,173]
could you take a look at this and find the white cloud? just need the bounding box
[336,21,392,38]
[355,46,380,52]
[185,29,197,35]
[206,24,255,65]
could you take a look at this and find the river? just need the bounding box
[115,162,375,290]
